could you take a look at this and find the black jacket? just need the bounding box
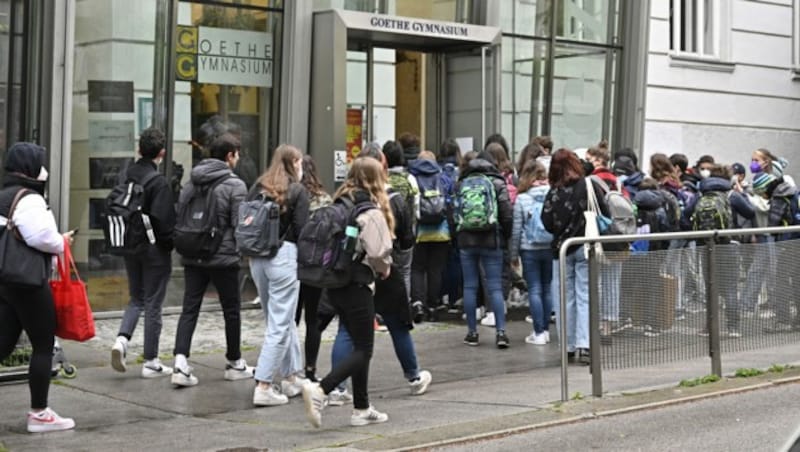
[542,177,609,258]
[126,159,175,252]
[389,187,415,251]
[455,158,513,249]
[247,181,309,243]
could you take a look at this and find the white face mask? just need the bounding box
[36,166,49,181]
[700,169,711,179]
[153,157,164,167]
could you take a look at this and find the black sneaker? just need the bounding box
[412,301,425,324]
[463,331,479,346]
[496,331,510,349]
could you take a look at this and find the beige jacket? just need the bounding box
[355,208,393,279]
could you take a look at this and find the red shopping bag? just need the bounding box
[51,239,95,342]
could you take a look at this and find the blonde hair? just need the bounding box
[334,157,395,232]
[417,150,436,161]
[258,144,302,207]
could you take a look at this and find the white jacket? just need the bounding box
[0,192,63,255]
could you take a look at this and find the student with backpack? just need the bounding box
[438,140,463,312]
[409,150,454,321]
[690,164,754,337]
[510,160,553,345]
[383,140,419,319]
[542,149,610,364]
[245,145,311,406]
[455,150,514,348]
[171,133,252,387]
[109,127,176,378]
[301,157,394,428]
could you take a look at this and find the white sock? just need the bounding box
[116,336,128,346]
[174,354,188,371]
[228,358,243,368]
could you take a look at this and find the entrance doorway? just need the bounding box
[310,9,501,189]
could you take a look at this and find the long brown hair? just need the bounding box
[517,142,545,173]
[650,152,679,184]
[548,148,584,188]
[517,160,548,193]
[258,144,302,206]
[485,142,513,174]
[301,154,326,197]
[334,157,395,233]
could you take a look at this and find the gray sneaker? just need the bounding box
[409,370,432,396]
[327,388,353,406]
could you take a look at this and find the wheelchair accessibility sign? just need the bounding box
[334,150,348,182]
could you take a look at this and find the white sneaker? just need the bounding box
[171,366,198,387]
[302,382,327,428]
[409,370,432,396]
[253,384,288,406]
[327,388,353,406]
[350,405,388,426]
[525,315,533,324]
[544,330,551,343]
[481,312,496,327]
[525,332,548,345]
[280,376,309,398]
[27,407,75,433]
[224,359,255,381]
[111,337,127,373]
[141,359,173,378]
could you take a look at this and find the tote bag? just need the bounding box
[51,239,95,342]
[584,178,608,262]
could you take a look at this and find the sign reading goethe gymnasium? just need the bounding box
[176,26,272,88]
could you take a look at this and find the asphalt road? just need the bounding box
[434,381,800,452]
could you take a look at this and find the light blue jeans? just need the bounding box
[251,242,303,383]
[551,247,589,351]
[600,261,622,322]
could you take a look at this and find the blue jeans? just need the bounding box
[460,248,505,333]
[520,249,552,335]
[600,261,622,322]
[332,312,420,390]
[551,247,589,351]
[251,242,303,383]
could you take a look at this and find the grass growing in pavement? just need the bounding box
[571,391,584,400]
[768,363,793,373]
[0,442,8,452]
[734,368,764,378]
[678,374,721,388]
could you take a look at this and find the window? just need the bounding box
[794,0,800,71]
[670,0,719,57]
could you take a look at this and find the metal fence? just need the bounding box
[557,225,800,401]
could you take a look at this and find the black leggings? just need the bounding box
[0,283,55,409]
[295,283,322,374]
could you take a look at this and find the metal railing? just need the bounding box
[557,225,800,401]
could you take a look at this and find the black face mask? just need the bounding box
[2,172,47,196]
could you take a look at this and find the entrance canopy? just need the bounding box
[322,9,501,53]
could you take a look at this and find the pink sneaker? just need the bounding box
[27,407,75,433]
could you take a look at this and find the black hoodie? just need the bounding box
[126,159,176,252]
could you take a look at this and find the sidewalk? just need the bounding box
[1,308,799,451]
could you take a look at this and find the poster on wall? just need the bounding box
[175,25,273,88]
[346,109,363,163]
[89,157,133,189]
[88,120,136,153]
[88,81,134,112]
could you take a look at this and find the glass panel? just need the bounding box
[550,44,609,151]
[502,36,548,158]
[499,0,551,37]
[0,0,11,164]
[180,0,283,9]
[556,0,618,45]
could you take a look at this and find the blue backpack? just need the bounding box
[520,191,552,246]
[416,172,447,225]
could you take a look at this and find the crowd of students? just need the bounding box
[2,123,797,433]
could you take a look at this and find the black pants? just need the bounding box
[0,283,55,409]
[174,266,241,361]
[295,283,323,373]
[411,242,450,310]
[320,283,374,409]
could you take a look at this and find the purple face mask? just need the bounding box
[750,161,763,174]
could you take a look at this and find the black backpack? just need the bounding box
[234,193,282,258]
[102,171,160,256]
[296,197,375,289]
[174,175,230,260]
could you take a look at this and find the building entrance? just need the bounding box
[310,9,501,189]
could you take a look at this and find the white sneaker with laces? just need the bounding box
[280,376,309,398]
[350,405,388,426]
[302,382,327,428]
[27,407,75,433]
[409,370,432,396]
[253,384,288,406]
[171,366,198,387]
[525,315,533,324]
[141,359,173,378]
[111,337,127,373]
[224,359,255,381]
[525,332,548,345]
[327,388,353,406]
[480,312,496,327]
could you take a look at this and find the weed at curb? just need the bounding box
[768,363,793,373]
[734,368,764,378]
[678,374,720,387]
[571,391,584,400]
[0,442,8,452]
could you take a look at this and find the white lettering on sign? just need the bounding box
[368,16,469,37]
[196,27,272,88]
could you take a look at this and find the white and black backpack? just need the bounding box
[102,171,160,256]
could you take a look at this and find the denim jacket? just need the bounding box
[510,185,550,261]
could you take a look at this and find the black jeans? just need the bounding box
[411,242,450,310]
[0,283,55,409]
[174,266,242,361]
[296,283,323,374]
[119,245,171,360]
[320,283,374,409]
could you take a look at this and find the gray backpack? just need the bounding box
[234,193,282,258]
